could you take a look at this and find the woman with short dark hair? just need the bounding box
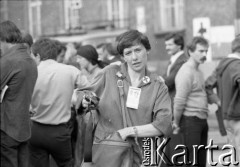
[76,30,172,167]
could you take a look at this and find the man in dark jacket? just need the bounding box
[0,20,38,167]
[161,33,188,167]
[163,33,188,99]
[205,36,240,162]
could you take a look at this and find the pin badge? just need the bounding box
[142,76,150,84]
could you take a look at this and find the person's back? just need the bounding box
[29,38,89,167]
[0,20,38,167]
[215,37,240,162]
[216,56,240,120]
[205,36,240,163]
[2,44,38,137]
[31,61,83,124]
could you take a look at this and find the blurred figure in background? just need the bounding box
[160,32,188,167]
[173,37,210,167]
[53,40,67,63]
[163,33,188,98]
[29,38,89,167]
[205,36,240,163]
[98,42,124,66]
[0,20,38,167]
[22,32,34,55]
[76,45,106,81]
[64,43,80,69]
[74,45,106,166]
[96,43,106,62]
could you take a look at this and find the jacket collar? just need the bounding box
[2,44,26,58]
[116,62,152,87]
[172,52,187,66]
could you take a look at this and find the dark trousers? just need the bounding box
[159,133,185,167]
[1,130,29,167]
[29,121,74,167]
[180,116,208,167]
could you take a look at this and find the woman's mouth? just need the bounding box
[132,62,141,66]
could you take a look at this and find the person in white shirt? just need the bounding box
[29,38,89,167]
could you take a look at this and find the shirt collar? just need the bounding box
[227,53,240,59]
[39,59,57,67]
[170,50,184,64]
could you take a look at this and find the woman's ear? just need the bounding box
[146,51,150,56]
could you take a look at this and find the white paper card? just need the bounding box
[1,85,8,103]
[126,86,141,109]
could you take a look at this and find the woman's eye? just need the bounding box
[136,49,141,53]
[125,52,131,56]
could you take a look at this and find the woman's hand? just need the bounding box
[172,122,180,134]
[82,98,90,108]
[117,128,132,140]
[82,92,99,109]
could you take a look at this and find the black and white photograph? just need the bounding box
[1,0,240,167]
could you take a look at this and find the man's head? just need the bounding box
[187,36,209,65]
[100,43,121,63]
[96,43,106,61]
[0,20,22,55]
[231,36,240,53]
[164,33,184,56]
[22,32,33,48]
[53,40,67,63]
[31,38,58,65]
[22,32,33,55]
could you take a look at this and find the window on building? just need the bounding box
[157,0,184,32]
[0,0,8,21]
[29,0,42,38]
[64,0,82,30]
[235,19,240,35]
[107,0,129,29]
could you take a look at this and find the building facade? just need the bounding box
[1,0,239,70]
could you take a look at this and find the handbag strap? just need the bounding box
[117,79,144,162]
[117,79,132,128]
[84,111,94,162]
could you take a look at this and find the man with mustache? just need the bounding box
[172,37,209,167]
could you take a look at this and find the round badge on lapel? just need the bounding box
[142,76,150,84]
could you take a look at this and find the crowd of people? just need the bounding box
[0,20,239,167]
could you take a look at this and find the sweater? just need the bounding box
[174,63,208,119]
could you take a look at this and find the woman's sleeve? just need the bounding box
[151,82,173,136]
[75,69,106,110]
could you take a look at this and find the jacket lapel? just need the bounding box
[169,53,188,74]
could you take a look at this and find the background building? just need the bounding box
[1,0,239,73]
